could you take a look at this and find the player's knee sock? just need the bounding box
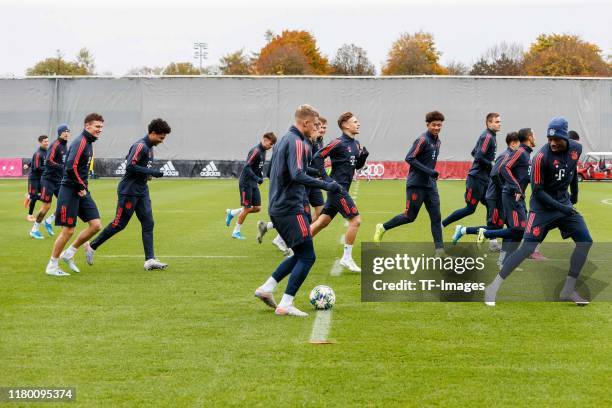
[568,241,593,279]
[64,245,77,258]
[31,222,40,232]
[28,199,37,215]
[271,255,298,283]
[233,223,241,233]
[342,244,353,260]
[230,208,241,216]
[46,214,55,224]
[261,277,278,293]
[284,241,316,297]
[383,214,411,230]
[442,204,476,227]
[278,294,295,308]
[499,240,538,279]
[266,222,274,230]
[142,220,155,260]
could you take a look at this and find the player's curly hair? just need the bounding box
[148,118,172,134]
[425,111,445,123]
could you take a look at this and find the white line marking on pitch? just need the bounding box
[601,198,612,205]
[98,255,248,258]
[309,310,333,344]
[330,259,343,276]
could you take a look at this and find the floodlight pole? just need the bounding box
[193,42,208,74]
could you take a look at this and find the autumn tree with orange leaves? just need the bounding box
[254,30,330,75]
[382,31,447,75]
[523,34,610,77]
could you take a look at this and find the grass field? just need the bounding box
[1,178,611,407]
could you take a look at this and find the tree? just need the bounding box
[76,47,96,74]
[523,33,610,77]
[382,31,447,75]
[219,49,253,75]
[26,49,93,76]
[162,62,201,75]
[445,60,469,75]
[126,66,164,75]
[330,44,376,75]
[254,30,330,75]
[469,42,524,76]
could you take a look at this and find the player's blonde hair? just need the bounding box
[295,104,319,121]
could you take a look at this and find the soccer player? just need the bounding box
[25,135,49,228]
[569,130,580,141]
[442,113,500,227]
[307,116,327,221]
[373,111,445,256]
[45,113,104,276]
[84,119,172,270]
[30,125,70,239]
[257,118,327,254]
[226,132,277,239]
[451,132,519,266]
[254,104,342,317]
[309,112,369,272]
[484,117,592,306]
[475,128,536,256]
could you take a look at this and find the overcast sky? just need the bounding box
[1,0,610,76]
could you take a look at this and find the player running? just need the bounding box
[256,117,327,254]
[84,119,172,270]
[451,131,519,266]
[30,125,70,239]
[475,128,535,255]
[442,113,500,227]
[373,111,445,256]
[45,113,104,276]
[226,132,277,240]
[254,104,343,317]
[484,117,592,306]
[25,135,49,228]
[309,112,369,272]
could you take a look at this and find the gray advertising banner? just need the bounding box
[1,76,610,161]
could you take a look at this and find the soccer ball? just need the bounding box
[309,285,336,310]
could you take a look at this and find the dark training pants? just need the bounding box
[91,194,155,260]
[271,240,316,296]
[442,175,488,226]
[383,185,443,249]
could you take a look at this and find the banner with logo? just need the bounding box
[16,158,473,179]
[92,159,245,178]
[0,158,23,177]
[355,161,472,180]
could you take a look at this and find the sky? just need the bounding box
[1,0,610,76]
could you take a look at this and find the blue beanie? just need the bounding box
[57,123,70,136]
[546,117,568,140]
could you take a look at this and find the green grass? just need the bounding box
[1,179,611,407]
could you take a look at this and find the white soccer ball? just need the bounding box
[309,285,336,310]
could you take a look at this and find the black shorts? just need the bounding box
[404,185,440,221]
[322,191,359,220]
[501,194,527,230]
[55,186,100,227]
[270,213,312,248]
[40,178,61,204]
[239,184,261,208]
[307,188,325,207]
[27,178,41,200]
[524,210,590,242]
[465,175,488,206]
